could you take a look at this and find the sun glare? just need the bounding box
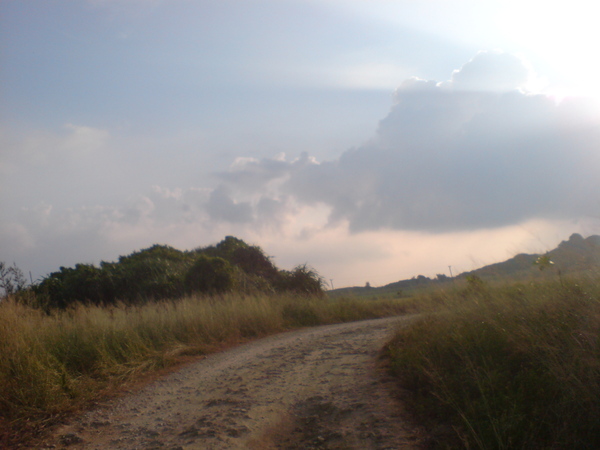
[497,0,600,105]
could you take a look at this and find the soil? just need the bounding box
[39,316,425,449]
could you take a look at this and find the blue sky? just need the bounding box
[2,0,599,287]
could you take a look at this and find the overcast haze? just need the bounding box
[2,0,600,287]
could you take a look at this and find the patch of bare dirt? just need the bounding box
[39,316,424,449]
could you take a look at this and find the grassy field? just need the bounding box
[0,292,411,445]
[386,276,600,449]
[6,273,598,449]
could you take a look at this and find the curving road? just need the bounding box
[47,316,423,449]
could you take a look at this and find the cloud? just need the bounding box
[217,51,600,233]
[206,186,253,223]
[0,124,120,223]
[266,61,411,90]
[61,124,110,156]
[0,124,110,182]
[220,156,290,194]
[3,51,600,284]
[446,50,533,92]
[0,186,207,278]
[0,222,35,255]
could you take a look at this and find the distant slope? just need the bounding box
[329,274,451,298]
[462,233,600,281]
[329,233,600,296]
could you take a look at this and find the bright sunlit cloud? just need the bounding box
[320,0,600,101]
[495,0,600,102]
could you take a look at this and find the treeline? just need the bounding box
[9,236,324,309]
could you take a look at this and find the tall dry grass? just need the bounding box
[387,277,600,449]
[0,293,409,443]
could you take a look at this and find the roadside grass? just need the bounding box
[0,292,410,444]
[386,276,600,449]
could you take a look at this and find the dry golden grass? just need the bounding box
[387,276,600,449]
[0,292,410,445]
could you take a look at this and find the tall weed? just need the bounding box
[387,278,600,449]
[0,293,409,443]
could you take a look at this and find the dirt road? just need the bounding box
[46,316,423,449]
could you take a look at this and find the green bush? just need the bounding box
[35,245,194,307]
[202,236,279,283]
[184,255,234,294]
[275,264,325,296]
[35,264,109,308]
[103,244,193,301]
[31,237,326,308]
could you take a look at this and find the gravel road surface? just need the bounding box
[45,316,423,449]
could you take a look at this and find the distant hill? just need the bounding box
[462,233,600,281]
[329,273,451,298]
[329,233,600,297]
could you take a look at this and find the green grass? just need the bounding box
[0,292,410,444]
[386,277,600,449]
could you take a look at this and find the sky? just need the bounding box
[1,0,600,288]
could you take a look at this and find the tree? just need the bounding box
[209,236,279,280]
[35,245,194,307]
[0,262,27,298]
[102,244,193,301]
[35,264,108,308]
[185,255,234,294]
[26,236,327,307]
[276,264,325,296]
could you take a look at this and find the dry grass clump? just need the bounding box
[387,277,600,449]
[0,293,409,444]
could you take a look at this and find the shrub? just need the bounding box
[203,236,279,283]
[102,244,193,301]
[29,237,326,307]
[275,264,325,296]
[35,264,109,308]
[34,245,196,308]
[184,255,234,294]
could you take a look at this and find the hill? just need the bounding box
[462,233,600,281]
[329,233,600,297]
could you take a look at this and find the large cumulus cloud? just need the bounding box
[446,50,532,92]
[3,51,600,281]
[223,51,600,232]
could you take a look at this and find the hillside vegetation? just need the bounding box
[0,236,415,446]
[0,293,412,446]
[332,233,600,298]
[19,236,325,309]
[459,233,600,282]
[4,233,600,448]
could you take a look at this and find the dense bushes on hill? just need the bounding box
[184,255,234,294]
[28,236,324,308]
